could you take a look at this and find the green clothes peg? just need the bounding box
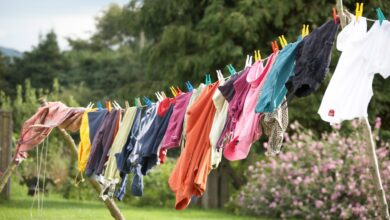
[377,8,386,25]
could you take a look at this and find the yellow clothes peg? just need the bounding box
[278,35,287,48]
[170,86,177,97]
[355,2,364,21]
[301,25,310,38]
[254,50,261,61]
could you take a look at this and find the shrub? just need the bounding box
[229,120,390,220]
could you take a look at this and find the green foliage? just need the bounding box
[10,31,69,92]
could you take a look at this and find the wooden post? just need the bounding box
[0,111,12,199]
[361,118,390,219]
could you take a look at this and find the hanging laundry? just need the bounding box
[209,71,229,169]
[77,108,96,174]
[139,98,174,175]
[101,107,137,199]
[85,109,120,177]
[286,20,339,98]
[159,92,192,161]
[318,16,390,124]
[225,52,278,161]
[180,83,206,150]
[255,39,301,113]
[262,99,289,156]
[218,67,251,151]
[115,107,144,200]
[124,103,158,197]
[169,82,219,210]
[14,102,84,162]
[87,109,109,143]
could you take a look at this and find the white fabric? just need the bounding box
[318,17,390,124]
[209,73,228,169]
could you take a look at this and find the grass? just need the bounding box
[0,180,266,220]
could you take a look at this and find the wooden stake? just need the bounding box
[362,118,390,219]
[0,161,17,193]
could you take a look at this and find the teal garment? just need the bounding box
[255,40,301,113]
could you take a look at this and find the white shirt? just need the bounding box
[318,17,390,124]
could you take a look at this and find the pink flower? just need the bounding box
[315,200,324,208]
[375,117,382,129]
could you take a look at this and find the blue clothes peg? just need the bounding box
[187,81,194,92]
[97,101,103,110]
[377,8,386,25]
[229,64,236,74]
[143,96,152,106]
[227,64,236,76]
[207,74,212,85]
[185,81,194,92]
[205,74,212,85]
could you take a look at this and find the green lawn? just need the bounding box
[0,182,266,220]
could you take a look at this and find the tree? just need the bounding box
[11,31,69,90]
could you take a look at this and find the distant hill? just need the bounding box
[0,46,22,58]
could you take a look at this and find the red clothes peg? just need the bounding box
[272,41,279,53]
[333,7,339,24]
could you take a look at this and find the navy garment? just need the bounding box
[139,101,174,175]
[115,107,143,201]
[131,165,143,197]
[87,109,108,143]
[85,110,120,176]
[286,20,339,98]
[218,73,240,102]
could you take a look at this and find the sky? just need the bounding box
[0,0,129,52]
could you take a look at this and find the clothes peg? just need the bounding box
[186,81,194,92]
[254,50,261,62]
[229,64,236,74]
[160,91,167,99]
[134,98,138,107]
[125,101,129,109]
[272,40,279,53]
[376,8,386,26]
[155,92,163,101]
[355,2,364,21]
[185,82,191,92]
[176,86,182,94]
[207,74,212,85]
[247,55,253,67]
[97,101,103,110]
[301,25,310,38]
[170,86,177,97]
[278,35,287,48]
[226,65,233,75]
[143,96,152,106]
[332,8,339,24]
[107,101,112,112]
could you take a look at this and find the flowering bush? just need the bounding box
[229,120,390,220]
